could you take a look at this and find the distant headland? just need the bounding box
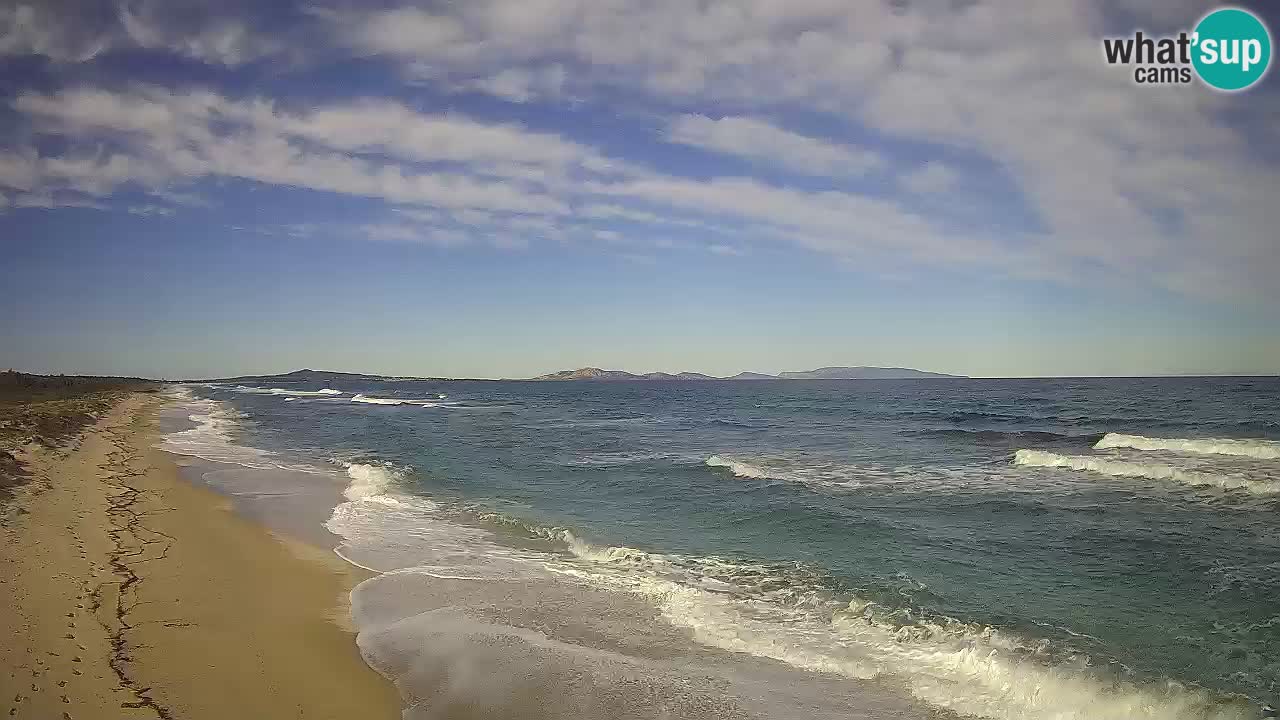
[190,366,966,383]
[529,366,965,381]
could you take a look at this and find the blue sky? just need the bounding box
[1,0,1277,379]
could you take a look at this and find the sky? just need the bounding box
[1,0,1277,380]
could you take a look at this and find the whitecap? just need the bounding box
[1095,433,1280,460]
[1013,449,1280,494]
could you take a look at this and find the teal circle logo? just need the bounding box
[1192,7,1272,91]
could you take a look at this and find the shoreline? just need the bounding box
[1,392,401,718]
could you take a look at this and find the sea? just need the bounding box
[155,376,1280,720]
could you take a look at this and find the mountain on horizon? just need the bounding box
[777,366,960,380]
[193,368,443,383]
[530,366,964,381]
[192,365,965,384]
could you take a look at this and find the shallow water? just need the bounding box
[161,377,1280,719]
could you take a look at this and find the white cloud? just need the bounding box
[0,1,287,66]
[148,188,210,207]
[127,204,175,216]
[900,163,959,195]
[2,0,1275,300]
[708,243,744,256]
[319,0,1279,300]
[119,5,283,66]
[361,222,471,247]
[12,192,106,210]
[0,3,111,61]
[468,65,567,103]
[13,86,606,215]
[667,115,881,178]
[0,150,41,192]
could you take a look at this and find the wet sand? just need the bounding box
[0,392,401,719]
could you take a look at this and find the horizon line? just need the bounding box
[11,367,1276,383]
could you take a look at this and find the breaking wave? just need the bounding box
[228,385,344,397]
[340,462,406,501]
[552,531,1257,720]
[1013,450,1280,494]
[350,394,452,407]
[705,454,781,480]
[1095,434,1280,460]
[157,386,321,473]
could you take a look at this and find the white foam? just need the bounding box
[228,385,344,397]
[157,387,325,473]
[1014,450,1280,494]
[553,533,1256,720]
[704,454,888,491]
[325,480,548,579]
[341,462,404,501]
[325,473,1262,719]
[352,394,405,405]
[267,387,345,396]
[350,394,457,407]
[1095,433,1280,460]
[705,454,779,480]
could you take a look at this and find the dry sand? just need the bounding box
[0,393,402,719]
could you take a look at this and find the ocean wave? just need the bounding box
[351,394,405,405]
[268,387,344,396]
[709,418,764,429]
[1095,434,1280,460]
[703,454,901,491]
[227,385,344,397]
[350,394,453,407]
[557,451,687,468]
[903,409,1038,425]
[323,465,1266,719]
[1013,450,1280,494]
[705,454,783,480]
[157,387,323,473]
[911,428,1103,445]
[341,462,407,501]
[552,532,1256,720]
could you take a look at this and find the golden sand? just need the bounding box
[0,393,401,719]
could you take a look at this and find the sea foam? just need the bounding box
[351,394,450,407]
[323,457,1265,719]
[705,454,780,480]
[552,532,1256,720]
[1095,433,1280,460]
[341,462,404,501]
[1014,449,1280,494]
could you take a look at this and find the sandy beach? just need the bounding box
[0,392,401,719]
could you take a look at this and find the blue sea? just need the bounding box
[158,377,1280,720]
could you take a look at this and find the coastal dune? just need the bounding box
[0,393,400,719]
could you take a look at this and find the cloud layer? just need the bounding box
[2,0,1276,301]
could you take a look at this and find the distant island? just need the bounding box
[530,366,964,381]
[191,366,965,384]
[189,368,447,383]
